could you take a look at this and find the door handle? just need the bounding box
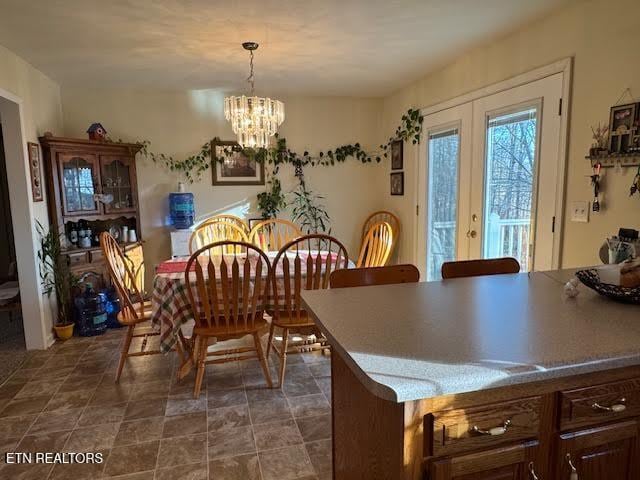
[566,454,578,480]
[466,230,477,239]
[591,397,626,412]
[528,462,540,480]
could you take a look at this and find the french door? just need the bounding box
[417,73,564,281]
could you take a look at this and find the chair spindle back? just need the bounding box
[185,241,272,333]
[272,234,349,324]
[249,219,302,252]
[100,232,145,321]
[190,220,249,254]
[357,221,394,268]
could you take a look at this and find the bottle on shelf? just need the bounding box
[68,222,78,246]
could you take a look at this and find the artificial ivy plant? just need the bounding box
[135,108,423,230]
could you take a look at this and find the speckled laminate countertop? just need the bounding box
[301,270,640,403]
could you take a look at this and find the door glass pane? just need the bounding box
[482,107,538,271]
[426,128,459,281]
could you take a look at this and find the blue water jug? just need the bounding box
[74,284,108,336]
[102,287,122,328]
[169,183,195,229]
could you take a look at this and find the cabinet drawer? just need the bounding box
[67,251,89,266]
[90,249,104,263]
[560,377,640,430]
[428,396,541,456]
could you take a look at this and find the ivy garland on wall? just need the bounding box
[135,108,423,231]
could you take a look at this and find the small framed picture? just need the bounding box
[390,172,404,196]
[391,139,403,170]
[608,103,638,153]
[27,142,43,202]
[211,139,265,186]
[609,103,637,133]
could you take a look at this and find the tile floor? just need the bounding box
[0,312,27,385]
[0,325,333,480]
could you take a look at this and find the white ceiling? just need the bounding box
[0,0,573,97]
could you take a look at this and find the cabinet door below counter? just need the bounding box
[429,441,539,480]
[556,420,640,480]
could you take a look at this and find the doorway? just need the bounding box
[0,90,51,352]
[417,69,568,281]
[0,122,27,378]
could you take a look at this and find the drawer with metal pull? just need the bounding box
[560,377,640,430]
[427,396,541,456]
[67,251,89,266]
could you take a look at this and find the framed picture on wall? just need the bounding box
[608,103,639,153]
[211,139,265,186]
[27,142,44,202]
[391,139,403,170]
[390,172,404,196]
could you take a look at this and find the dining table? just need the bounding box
[150,250,353,357]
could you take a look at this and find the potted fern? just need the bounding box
[36,221,77,340]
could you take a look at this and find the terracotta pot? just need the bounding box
[53,322,74,341]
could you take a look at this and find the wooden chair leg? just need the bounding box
[253,332,273,388]
[178,334,197,382]
[278,327,289,388]
[115,324,135,383]
[193,336,208,398]
[266,322,275,360]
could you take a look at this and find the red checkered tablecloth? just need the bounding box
[151,251,351,353]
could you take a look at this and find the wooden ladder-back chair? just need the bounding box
[356,221,394,268]
[185,241,273,397]
[249,219,302,252]
[123,243,146,300]
[441,257,521,279]
[362,210,400,249]
[269,234,349,387]
[207,214,250,237]
[190,219,249,254]
[330,264,419,288]
[100,232,160,382]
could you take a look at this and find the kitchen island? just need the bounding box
[301,270,640,480]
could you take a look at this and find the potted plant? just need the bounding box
[36,221,77,340]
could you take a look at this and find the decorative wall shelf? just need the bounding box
[586,153,640,168]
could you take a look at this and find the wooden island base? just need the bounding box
[331,351,640,480]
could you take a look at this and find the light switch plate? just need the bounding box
[570,201,589,222]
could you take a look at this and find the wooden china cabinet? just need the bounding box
[39,134,143,287]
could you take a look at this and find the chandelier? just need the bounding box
[224,42,285,149]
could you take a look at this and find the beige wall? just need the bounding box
[0,43,63,348]
[62,89,384,282]
[381,0,640,268]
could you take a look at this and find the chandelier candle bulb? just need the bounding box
[224,42,285,149]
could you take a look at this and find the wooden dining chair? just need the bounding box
[269,234,349,387]
[361,210,400,249]
[441,257,521,279]
[356,221,394,268]
[185,241,273,397]
[100,232,161,382]
[330,264,419,288]
[122,243,146,300]
[207,214,250,237]
[249,218,302,252]
[190,219,249,254]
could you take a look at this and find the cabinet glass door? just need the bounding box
[100,156,136,213]
[59,153,100,215]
